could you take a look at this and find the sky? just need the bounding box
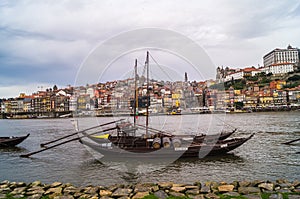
[0,0,300,98]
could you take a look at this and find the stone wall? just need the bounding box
[0,179,300,199]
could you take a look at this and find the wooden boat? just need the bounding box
[83,123,236,146]
[0,134,30,147]
[79,131,254,160]
[78,52,253,160]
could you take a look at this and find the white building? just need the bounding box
[261,63,295,75]
[224,70,244,82]
[263,45,299,68]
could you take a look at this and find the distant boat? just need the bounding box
[59,113,72,118]
[0,134,30,147]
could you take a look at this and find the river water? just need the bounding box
[0,111,299,186]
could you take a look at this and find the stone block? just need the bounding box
[238,187,261,195]
[170,186,186,192]
[132,191,149,199]
[218,185,234,192]
[111,188,132,197]
[99,189,112,197]
[258,182,274,191]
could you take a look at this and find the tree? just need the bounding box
[53,85,58,91]
[288,75,300,82]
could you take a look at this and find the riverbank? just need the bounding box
[1,180,299,199]
[1,107,300,119]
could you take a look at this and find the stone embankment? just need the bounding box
[0,179,300,199]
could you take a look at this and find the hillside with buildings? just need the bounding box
[1,45,300,119]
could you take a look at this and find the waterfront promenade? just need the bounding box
[1,179,300,199]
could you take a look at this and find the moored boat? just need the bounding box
[0,134,30,147]
[79,130,254,160]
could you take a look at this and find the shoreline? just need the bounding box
[1,179,299,199]
[1,108,299,120]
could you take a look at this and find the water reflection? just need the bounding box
[0,146,27,153]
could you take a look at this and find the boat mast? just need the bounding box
[134,59,138,128]
[146,51,149,137]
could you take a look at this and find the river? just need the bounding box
[0,111,299,186]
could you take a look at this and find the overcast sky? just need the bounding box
[1,0,300,98]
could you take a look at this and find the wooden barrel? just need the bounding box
[152,137,161,149]
[162,137,171,148]
[172,137,181,148]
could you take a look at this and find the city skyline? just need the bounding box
[1,0,300,98]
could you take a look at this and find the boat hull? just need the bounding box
[0,134,30,147]
[80,134,254,161]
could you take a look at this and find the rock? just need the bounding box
[238,187,261,195]
[244,194,262,199]
[50,182,62,188]
[111,188,132,197]
[232,181,239,189]
[0,180,9,185]
[288,195,300,199]
[292,180,300,188]
[239,181,251,187]
[169,191,185,197]
[90,195,99,199]
[186,189,200,195]
[210,182,220,190]
[269,193,283,199]
[10,187,27,195]
[0,188,11,194]
[258,182,274,191]
[154,190,168,199]
[30,181,42,187]
[108,185,118,192]
[26,187,45,195]
[27,194,43,199]
[132,191,149,199]
[63,186,79,195]
[84,186,99,195]
[200,185,211,193]
[158,182,173,189]
[0,194,6,199]
[0,184,9,189]
[73,192,84,198]
[53,196,74,199]
[294,188,300,193]
[99,189,112,197]
[151,185,159,192]
[170,186,186,192]
[9,182,19,189]
[172,183,186,187]
[218,185,234,192]
[204,193,220,199]
[185,185,199,189]
[44,187,63,195]
[277,183,292,189]
[12,194,25,198]
[134,183,154,192]
[251,180,265,187]
[193,182,202,188]
[78,194,91,199]
[188,194,205,199]
[223,192,240,197]
[100,196,114,199]
[278,189,292,193]
[49,192,63,198]
[276,179,288,184]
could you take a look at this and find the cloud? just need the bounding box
[0,83,60,99]
[0,0,300,98]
